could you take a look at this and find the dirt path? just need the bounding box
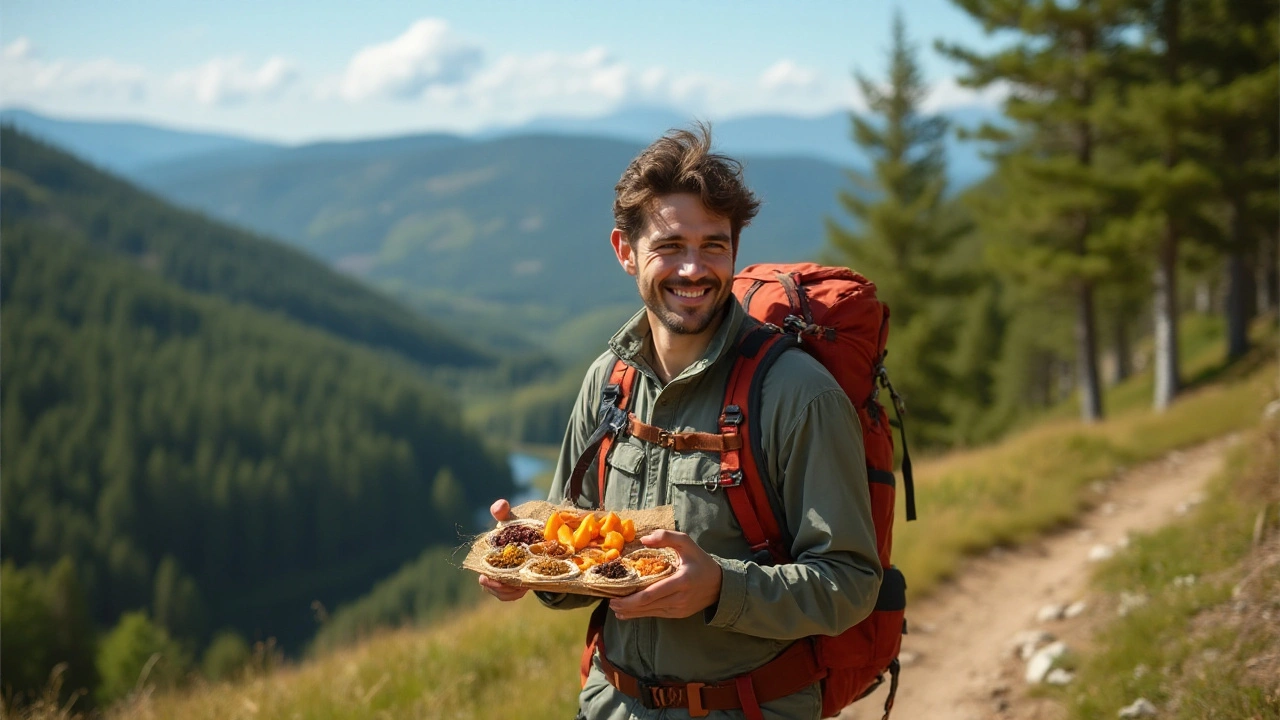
[842,436,1237,720]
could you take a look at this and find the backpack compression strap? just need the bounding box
[564,359,635,507]
[719,326,797,566]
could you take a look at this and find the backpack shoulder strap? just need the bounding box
[564,357,635,508]
[719,325,798,565]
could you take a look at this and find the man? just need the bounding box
[481,125,882,720]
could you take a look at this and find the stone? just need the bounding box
[1064,600,1088,619]
[1010,630,1055,661]
[1037,603,1066,622]
[1118,697,1158,718]
[1101,501,1118,515]
[1089,544,1115,562]
[1045,668,1074,685]
[898,651,920,666]
[1025,641,1068,684]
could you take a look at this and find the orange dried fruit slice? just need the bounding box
[603,548,621,562]
[557,525,576,548]
[621,519,636,542]
[600,512,622,535]
[544,513,564,541]
[571,521,593,551]
[602,531,625,552]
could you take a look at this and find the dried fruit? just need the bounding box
[621,519,636,542]
[632,550,675,573]
[491,524,543,548]
[529,540,573,559]
[591,560,631,580]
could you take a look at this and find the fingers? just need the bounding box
[640,529,696,553]
[489,498,512,522]
[478,573,528,602]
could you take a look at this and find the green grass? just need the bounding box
[1056,420,1280,719]
[19,317,1276,720]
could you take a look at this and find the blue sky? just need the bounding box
[1,1,1006,143]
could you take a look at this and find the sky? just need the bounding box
[1,1,1008,144]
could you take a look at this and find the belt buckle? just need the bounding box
[637,681,707,716]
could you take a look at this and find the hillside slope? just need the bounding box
[0,132,518,669]
[2,127,490,370]
[132,133,851,343]
[89,329,1276,720]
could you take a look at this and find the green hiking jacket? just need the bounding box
[541,299,883,720]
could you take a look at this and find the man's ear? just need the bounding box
[611,229,637,276]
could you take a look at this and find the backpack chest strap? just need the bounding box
[626,415,743,453]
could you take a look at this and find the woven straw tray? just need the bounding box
[461,500,678,598]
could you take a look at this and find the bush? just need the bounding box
[94,612,190,706]
[200,630,251,682]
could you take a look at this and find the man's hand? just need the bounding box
[477,499,530,602]
[609,530,722,620]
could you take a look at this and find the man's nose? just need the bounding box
[678,253,708,280]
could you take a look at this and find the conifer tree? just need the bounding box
[826,12,967,445]
[939,0,1134,422]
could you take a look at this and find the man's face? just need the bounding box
[614,193,736,337]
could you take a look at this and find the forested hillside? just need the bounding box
[0,130,515,705]
[133,134,850,348]
[1,128,490,370]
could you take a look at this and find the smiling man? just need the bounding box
[480,125,882,720]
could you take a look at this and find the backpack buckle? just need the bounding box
[656,430,675,449]
[720,405,743,426]
[718,469,743,488]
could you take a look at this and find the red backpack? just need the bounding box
[566,262,916,720]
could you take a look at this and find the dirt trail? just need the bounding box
[843,436,1236,720]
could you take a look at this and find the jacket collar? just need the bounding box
[608,298,749,382]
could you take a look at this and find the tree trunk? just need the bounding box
[1076,280,1104,422]
[1113,313,1132,383]
[1256,235,1275,315]
[1225,252,1252,360]
[1153,225,1180,411]
[1225,199,1254,360]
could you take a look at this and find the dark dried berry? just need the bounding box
[492,524,544,547]
[592,560,630,579]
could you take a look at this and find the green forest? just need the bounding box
[2,0,1277,713]
[0,129,516,706]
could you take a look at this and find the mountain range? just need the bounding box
[1,106,997,352]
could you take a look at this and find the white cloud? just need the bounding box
[339,18,483,101]
[0,40,149,103]
[4,37,33,60]
[759,60,820,93]
[171,56,299,106]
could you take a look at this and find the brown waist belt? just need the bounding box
[594,640,823,718]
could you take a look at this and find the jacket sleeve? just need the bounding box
[537,356,609,611]
[705,384,883,639]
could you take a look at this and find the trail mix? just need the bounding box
[527,559,573,577]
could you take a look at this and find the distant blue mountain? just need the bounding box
[0,107,280,174]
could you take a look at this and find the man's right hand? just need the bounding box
[477,498,530,602]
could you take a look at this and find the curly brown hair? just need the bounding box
[613,122,761,250]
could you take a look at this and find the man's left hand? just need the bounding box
[610,530,722,620]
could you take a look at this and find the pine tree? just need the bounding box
[826,12,968,445]
[940,0,1136,423]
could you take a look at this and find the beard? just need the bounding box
[639,278,730,336]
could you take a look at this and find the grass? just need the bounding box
[1054,417,1280,719]
[11,318,1277,720]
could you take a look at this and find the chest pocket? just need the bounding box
[602,439,644,508]
[667,451,749,555]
